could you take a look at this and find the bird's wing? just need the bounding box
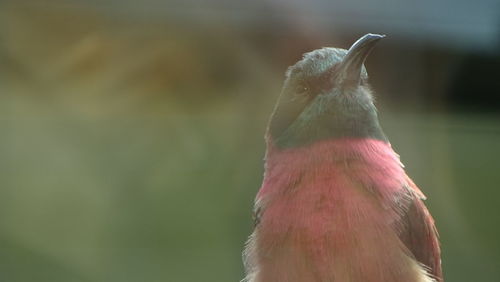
[398,176,443,282]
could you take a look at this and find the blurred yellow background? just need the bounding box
[0,1,499,281]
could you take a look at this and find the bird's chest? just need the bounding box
[257,166,388,252]
[245,140,434,282]
[253,162,410,281]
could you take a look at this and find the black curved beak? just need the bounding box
[338,33,385,85]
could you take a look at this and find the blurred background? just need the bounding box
[0,0,499,281]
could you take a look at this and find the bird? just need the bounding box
[242,34,442,282]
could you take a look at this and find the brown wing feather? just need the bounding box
[399,180,443,281]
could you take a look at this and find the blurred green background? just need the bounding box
[0,1,499,281]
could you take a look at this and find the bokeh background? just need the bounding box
[0,0,499,281]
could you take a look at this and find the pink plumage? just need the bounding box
[244,139,441,282]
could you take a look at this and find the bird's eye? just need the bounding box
[298,83,309,93]
[291,84,310,102]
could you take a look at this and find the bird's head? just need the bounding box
[267,34,387,149]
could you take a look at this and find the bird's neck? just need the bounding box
[270,99,388,149]
[259,138,401,198]
[266,137,394,167]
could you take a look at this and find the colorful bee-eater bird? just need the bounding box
[243,34,442,282]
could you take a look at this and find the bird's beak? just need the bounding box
[338,33,385,85]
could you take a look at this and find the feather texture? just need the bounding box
[398,177,442,281]
[243,138,441,282]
